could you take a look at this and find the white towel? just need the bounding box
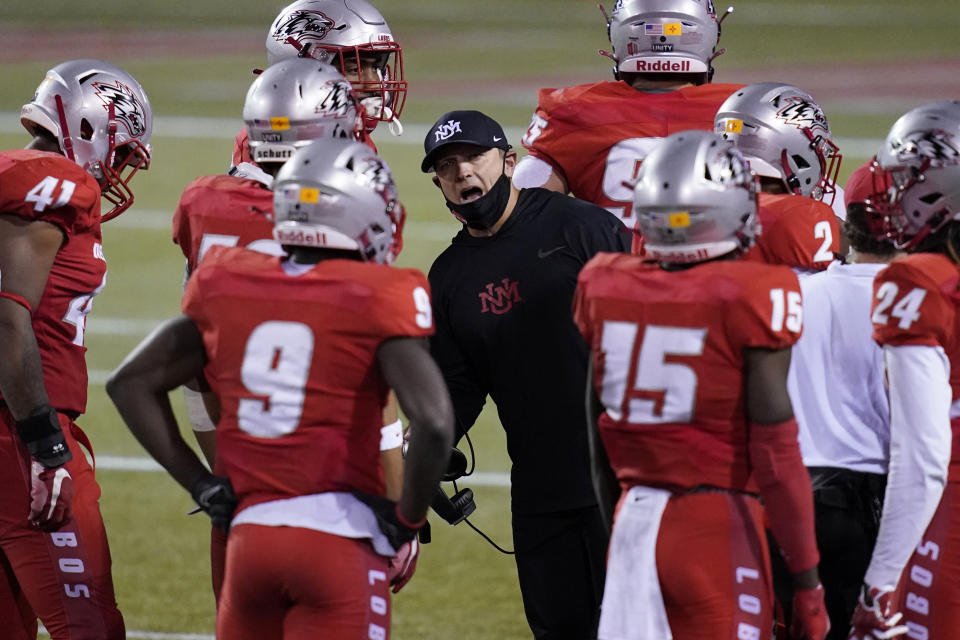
[598,485,673,640]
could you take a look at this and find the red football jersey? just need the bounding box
[522,81,743,223]
[872,253,960,476]
[171,174,280,276]
[872,253,960,401]
[231,126,378,169]
[573,253,802,492]
[0,149,105,415]
[182,247,434,511]
[744,193,839,270]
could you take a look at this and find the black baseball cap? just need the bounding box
[421,110,510,173]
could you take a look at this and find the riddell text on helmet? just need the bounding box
[624,59,707,73]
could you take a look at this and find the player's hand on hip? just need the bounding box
[848,584,909,640]
[189,473,237,533]
[28,460,73,530]
[791,582,830,640]
[388,536,420,593]
[352,490,421,551]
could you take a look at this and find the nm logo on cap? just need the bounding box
[434,120,462,142]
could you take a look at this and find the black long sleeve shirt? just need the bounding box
[428,188,629,514]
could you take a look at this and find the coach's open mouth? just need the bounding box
[460,186,483,202]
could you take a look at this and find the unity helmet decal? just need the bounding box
[893,129,960,166]
[92,80,148,137]
[272,10,341,49]
[775,97,829,136]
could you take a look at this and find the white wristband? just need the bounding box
[380,419,403,451]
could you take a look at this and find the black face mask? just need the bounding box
[446,171,512,232]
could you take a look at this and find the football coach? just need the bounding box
[422,109,629,639]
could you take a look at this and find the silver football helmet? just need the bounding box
[601,0,724,79]
[20,59,152,221]
[870,100,960,250]
[244,59,362,167]
[273,138,404,264]
[632,130,758,263]
[265,0,406,130]
[715,82,841,204]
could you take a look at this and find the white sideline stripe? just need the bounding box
[0,111,881,154]
[38,628,213,640]
[92,454,512,486]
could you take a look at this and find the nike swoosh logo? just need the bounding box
[493,136,503,142]
[537,245,566,258]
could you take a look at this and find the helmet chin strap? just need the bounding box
[54,94,76,161]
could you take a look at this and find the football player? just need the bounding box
[784,160,902,640]
[573,130,828,640]
[0,59,152,640]
[232,0,406,168]
[108,138,452,638]
[172,57,409,601]
[514,0,742,229]
[851,100,960,640]
[715,82,844,273]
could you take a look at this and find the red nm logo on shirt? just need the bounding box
[479,278,522,314]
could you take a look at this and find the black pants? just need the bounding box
[512,505,609,640]
[771,467,887,640]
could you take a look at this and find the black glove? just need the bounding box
[15,405,72,468]
[189,474,237,533]
[353,491,420,551]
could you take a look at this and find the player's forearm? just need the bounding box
[749,417,820,577]
[108,379,209,491]
[0,301,50,419]
[400,413,453,523]
[864,345,951,589]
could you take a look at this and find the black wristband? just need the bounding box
[15,405,72,468]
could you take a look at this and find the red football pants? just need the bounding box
[658,492,773,640]
[0,410,124,639]
[218,524,391,639]
[897,480,960,640]
[210,524,226,605]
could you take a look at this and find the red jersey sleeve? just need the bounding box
[748,194,839,270]
[181,251,216,330]
[872,255,958,348]
[0,150,100,237]
[366,268,435,340]
[231,126,252,168]
[573,253,618,346]
[726,264,803,351]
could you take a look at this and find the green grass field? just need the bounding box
[2,1,959,637]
